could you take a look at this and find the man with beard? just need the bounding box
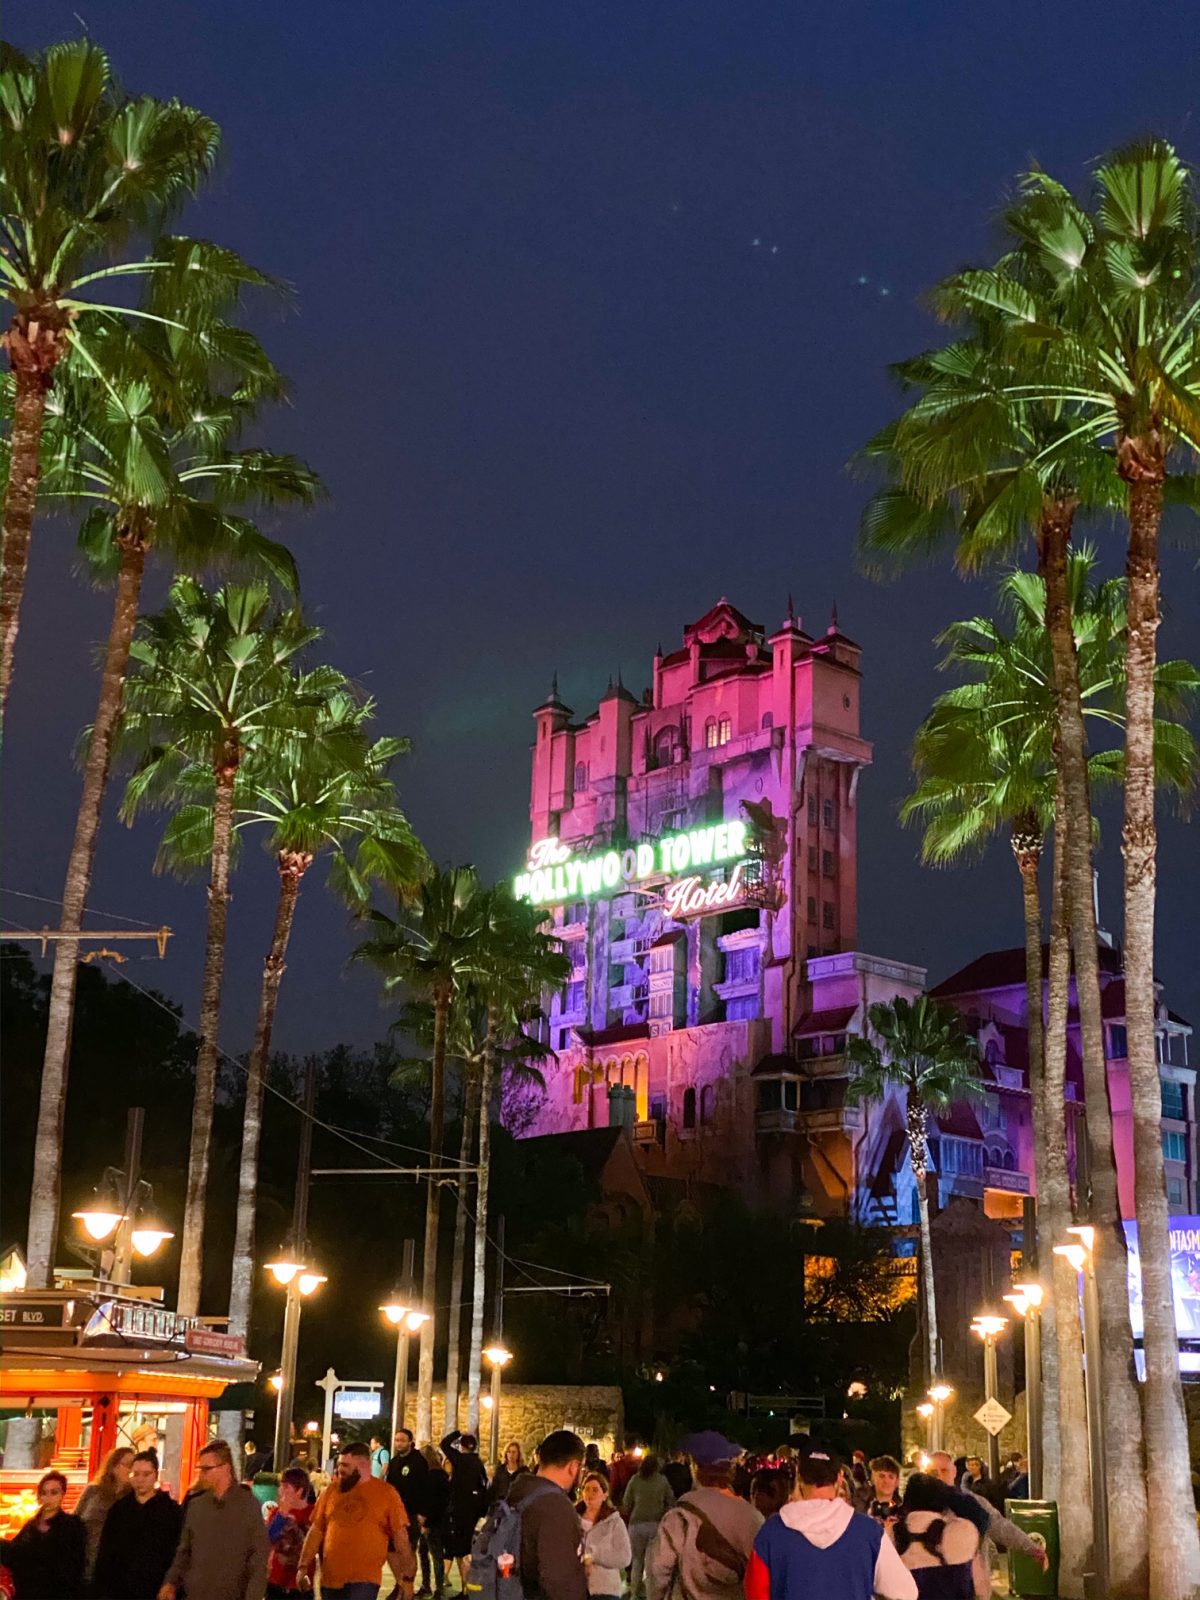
[299,1440,414,1600]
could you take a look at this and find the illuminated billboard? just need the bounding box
[514,820,749,908]
[1122,1215,1200,1340]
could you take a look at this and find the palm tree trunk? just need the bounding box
[0,309,69,714]
[416,987,449,1443]
[1039,504,1148,1595]
[24,523,149,1287]
[1012,829,1060,1497]
[227,850,311,1341]
[176,737,239,1318]
[1122,468,1200,1600]
[442,1071,479,1432]
[466,1012,496,1434]
[909,1105,939,1382]
[1043,771,1091,1596]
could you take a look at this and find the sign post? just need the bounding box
[316,1367,340,1471]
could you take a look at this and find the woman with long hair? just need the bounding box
[578,1473,631,1597]
[621,1453,675,1599]
[0,1471,87,1598]
[490,1441,528,1504]
[75,1447,134,1586]
[93,1451,182,1600]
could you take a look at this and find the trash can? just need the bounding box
[1004,1500,1059,1597]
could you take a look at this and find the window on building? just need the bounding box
[807,896,817,923]
[984,1040,1000,1066]
[649,1094,667,1123]
[700,1084,715,1125]
[1107,1024,1128,1059]
[718,716,732,745]
[1162,1080,1186,1121]
[761,711,774,730]
[822,798,835,829]
[1168,1177,1185,1205]
[568,902,588,927]
[705,717,719,749]
[807,795,817,826]
[682,1087,697,1129]
[654,727,680,765]
[561,980,585,1015]
[756,1080,782,1112]
[808,845,817,872]
[724,947,760,985]
[822,850,835,878]
[726,995,760,1021]
[1163,1130,1188,1163]
[575,762,589,792]
[822,902,835,930]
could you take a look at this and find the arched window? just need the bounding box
[761,711,773,730]
[700,1084,715,1126]
[574,761,588,792]
[718,717,732,745]
[705,717,719,749]
[1003,1149,1016,1171]
[984,1039,1000,1066]
[654,726,679,766]
[682,1087,697,1129]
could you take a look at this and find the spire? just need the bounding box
[550,670,561,701]
[786,593,795,624]
[828,599,839,634]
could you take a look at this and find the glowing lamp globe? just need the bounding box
[130,1224,173,1258]
[971,1314,1008,1340]
[265,1255,305,1286]
[381,1300,412,1326]
[270,1373,284,1393]
[483,1344,513,1368]
[297,1272,326,1297]
[1012,1281,1044,1309]
[916,1402,934,1420]
[405,1310,429,1332]
[928,1383,953,1404]
[74,1206,123,1242]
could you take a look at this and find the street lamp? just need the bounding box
[970,1312,1008,1481]
[927,1382,953,1454]
[915,1400,935,1452]
[72,1108,173,1283]
[483,1342,513,1464]
[380,1295,430,1444]
[1003,1281,1045,1498]
[267,1246,325,1471]
[1054,1225,1108,1600]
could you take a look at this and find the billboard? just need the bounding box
[1122,1215,1200,1340]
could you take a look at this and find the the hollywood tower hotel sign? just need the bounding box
[508,597,873,1189]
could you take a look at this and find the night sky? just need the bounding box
[4,1,1199,1062]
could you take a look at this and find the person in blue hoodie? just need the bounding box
[744,1450,916,1600]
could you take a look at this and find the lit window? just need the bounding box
[705,718,719,749]
[718,717,732,745]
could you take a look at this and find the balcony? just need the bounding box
[610,981,649,1010]
[609,936,652,964]
[633,1118,665,1148]
[984,1164,1031,1195]
[800,1105,863,1135]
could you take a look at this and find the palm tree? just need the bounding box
[0,38,262,710]
[155,684,425,1338]
[464,889,568,1430]
[20,326,317,1290]
[118,579,321,1315]
[846,997,982,1383]
[926,144,1200,1595]
[355,866,488,1442]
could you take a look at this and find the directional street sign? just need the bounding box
[973,1397,1012,1436]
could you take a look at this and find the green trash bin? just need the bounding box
[1004,1500,1058,1597]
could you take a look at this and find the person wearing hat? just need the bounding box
[643,1433,763,1600]
[744,1450,917,1600]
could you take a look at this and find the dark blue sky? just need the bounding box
[5,0,1200,1056]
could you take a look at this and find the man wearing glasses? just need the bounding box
[158,1439,270,1600]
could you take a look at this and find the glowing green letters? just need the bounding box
[514,820,748,907]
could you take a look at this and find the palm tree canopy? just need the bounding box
[846,995,983,1116]
[355,864,489,1007]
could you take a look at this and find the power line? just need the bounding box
[1,886,161,929]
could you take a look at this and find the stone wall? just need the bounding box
[422,1385,624,1461]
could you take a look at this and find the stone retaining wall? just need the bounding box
[423,1385,624,1460]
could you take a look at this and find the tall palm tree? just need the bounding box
[154,684,425,1338]
[355,866,488,1441]
[464,889,568,1430]
[0,38,261,710]
[118,579,321,1315]
[846,997,982,1383]
[927,144,1200,1595]
[20,325,316,1290]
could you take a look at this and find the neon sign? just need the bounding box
[515,820,749,908]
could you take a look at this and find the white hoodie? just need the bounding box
[777,1498,918,1600]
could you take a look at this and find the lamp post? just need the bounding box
[72,1107,173,1284]
[915,1401,935,1459]
[483,1343,513,1464]
[1055,1226,1108,1600]
[970,1312,1008,1482]
[381,1298,430,1445]
[1003,1281,1044,1498]
[927,1382,953,1455]
[266,1252,326,1470]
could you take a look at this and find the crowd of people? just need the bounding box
[0,1424,1046,1600]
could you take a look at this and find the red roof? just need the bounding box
[684,598,762,642]
[793,1005,857,1037]
[930,942,1122,998]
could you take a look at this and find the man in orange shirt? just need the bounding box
[299,1441,415,1600]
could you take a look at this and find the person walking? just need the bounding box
[749,1469,788,1522]
[577,1473,631,1597]
[387,1430,431,1524]
[298,1439,413,1600]
[264,1466,315,1599]
[94,1451,182,1599]
[369,1436,391,1481]
[744,1451,917,1600]
[622,1453,675,1599]
[505,1429,587,1600]
[417,1448,449,1599]
[76,1445,134,1586]
[1,1471,87,1600]
[606,1448,637,1507]
[439,1430,489,1589]
[158,1439,269,1600]
[644,1432,761,1600]
[893,1474,979,1600]
[662,1451,694,1502]
[927,1452,1045,1598]
[491,1441,530,1504]
[582,1445,609,1483]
